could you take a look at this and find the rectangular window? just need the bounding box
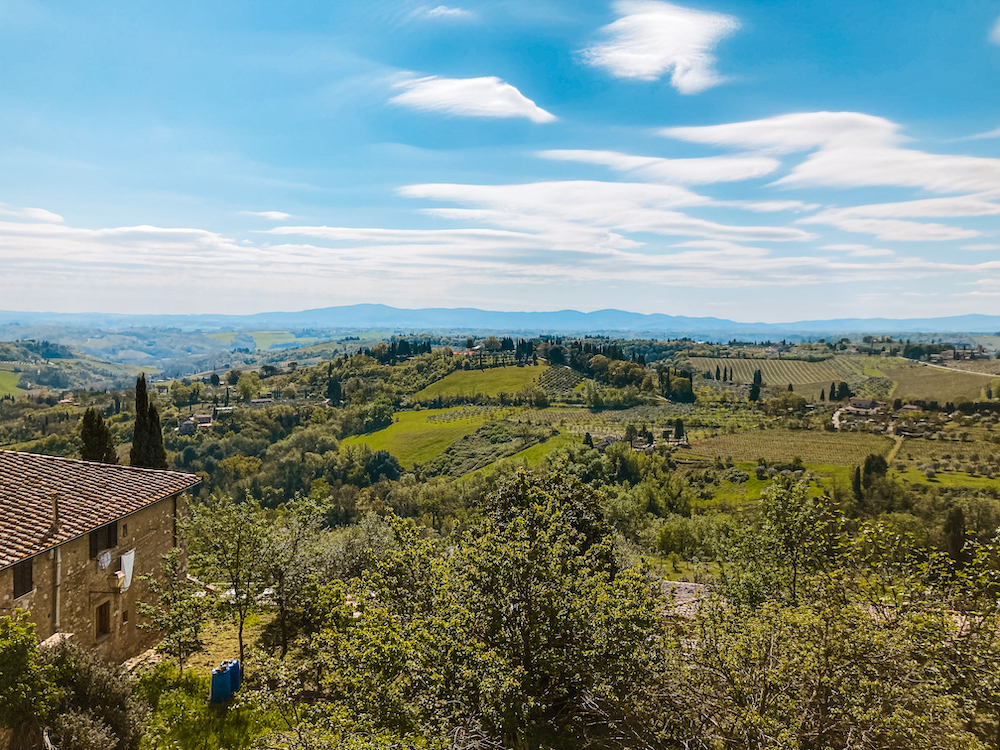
[122,609,129,624]
[122,523,127,537]
[13,558,32,598]
[89,522,118,559]
[96,601,111,638]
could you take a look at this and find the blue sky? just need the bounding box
[1,0,999,321]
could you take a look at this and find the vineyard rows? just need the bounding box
[688,428,892,465]
[539,366,583,397]
[689,358,839,386]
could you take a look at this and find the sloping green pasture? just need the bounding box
[341,406,508,468]
[0,370,23,396]
[414,364,545,400]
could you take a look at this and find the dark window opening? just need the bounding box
[96,601,111,638]
[89,522,118,559]
[13,558,33,598]
[122,523,127,537]
[122,609,129,624]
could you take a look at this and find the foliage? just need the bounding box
[0,611,53,731]
[138,548,212,676]
[79,406,118,463]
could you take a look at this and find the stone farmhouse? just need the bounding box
[0,451,200,662]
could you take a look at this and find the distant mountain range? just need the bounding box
[2,305,1000,337]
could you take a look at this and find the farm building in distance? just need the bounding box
[0,451,200,662]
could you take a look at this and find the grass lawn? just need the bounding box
[0,370,23,397]
[341,406,506,468]
[414,364,546,400]
[207,331,237,343]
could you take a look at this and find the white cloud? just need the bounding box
[401,179,815,242]
[800,211,979,241]
[539,149,779,184]
[243,210,292,220]
[414,5,474,19]
[821,243,895,257]
[815,196,1000,219]
[0,202,64,223]
[582,0,740,94]
[964,244,1000,251]
[991,15,1000,44]
[662,111,900,153]
[663,111,1000,194]
[965,126,1000,140]
[390,76,555,123]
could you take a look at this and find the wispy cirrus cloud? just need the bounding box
[242,210,292,220]
[539,149,779,184]
[583,0,740,94]
[663,111,1000,194]
[390,75,555,123]
[0,202,64,223]
[412,5,474,20]
[991,15,1000,44]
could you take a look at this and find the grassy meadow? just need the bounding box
[340,406,511,468]
[414,364,546,400]
[682,428,893,466]
[0,370,23,396]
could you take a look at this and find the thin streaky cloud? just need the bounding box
[992,15,1000,44]
[539,149,779,184]
[390,76,556,123]
[0,202,64,223]
[583,0,740,94]
[243,210,292,220]
[415,5,474,20]
[964,244,1000,251]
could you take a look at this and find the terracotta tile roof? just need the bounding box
[0,450,200,569]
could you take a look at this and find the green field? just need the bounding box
[0,370,23,396]
[207,330,320,350]
[461,432,577,480]
[689,357,839,387]
[880,360,991,402]
[341,406,510,468]
[414,364,546,400]
[684,428,893,465]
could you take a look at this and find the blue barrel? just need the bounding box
[210,666,232,703]
[229,659,241,693]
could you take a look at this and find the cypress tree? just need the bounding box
[716,365,721,381]
[146,404,168,469]
[749,382,760,401]
[80,407,118,464]
[852,467,863,500]
[130,374,150,467]
[831,382,837,401]
[674,418,685,441]
[788,383,794,392]
[820,389,825,401]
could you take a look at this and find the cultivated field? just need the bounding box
[0,370,22,397]
[340,406,508,468]
[414,364,545,400]
[689,357,839,387]
[207,330,321,350]
[881,361,991,403]
[686,428,893,465]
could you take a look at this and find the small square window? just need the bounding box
[122,609,129,624]
[96,601,111,638]
[13,558,32,598]
[122,523,128,537]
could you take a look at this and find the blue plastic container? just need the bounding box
[210,667,232,704]
[229,659,241,693]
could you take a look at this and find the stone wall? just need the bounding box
[1,493,185,663]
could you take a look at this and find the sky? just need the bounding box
[1,0,999,322]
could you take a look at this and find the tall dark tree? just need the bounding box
[830,381,838,401]
[79,408,117,464]
[129,374,150,467]
[749,382,761,401]
[674,418,685,440]
[716,365,722,380]
[788,383,794,392]
[146,404,168,470]
[852,466,863,500]
[820,389,825,402]
[944,506,968,562]
[130,374,168,469]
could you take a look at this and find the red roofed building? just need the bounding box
[0,450,200,662]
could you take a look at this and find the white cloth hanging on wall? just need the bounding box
[120,549,135,592]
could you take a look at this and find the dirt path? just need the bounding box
[885,435,904,464]
[899,357,996,378]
